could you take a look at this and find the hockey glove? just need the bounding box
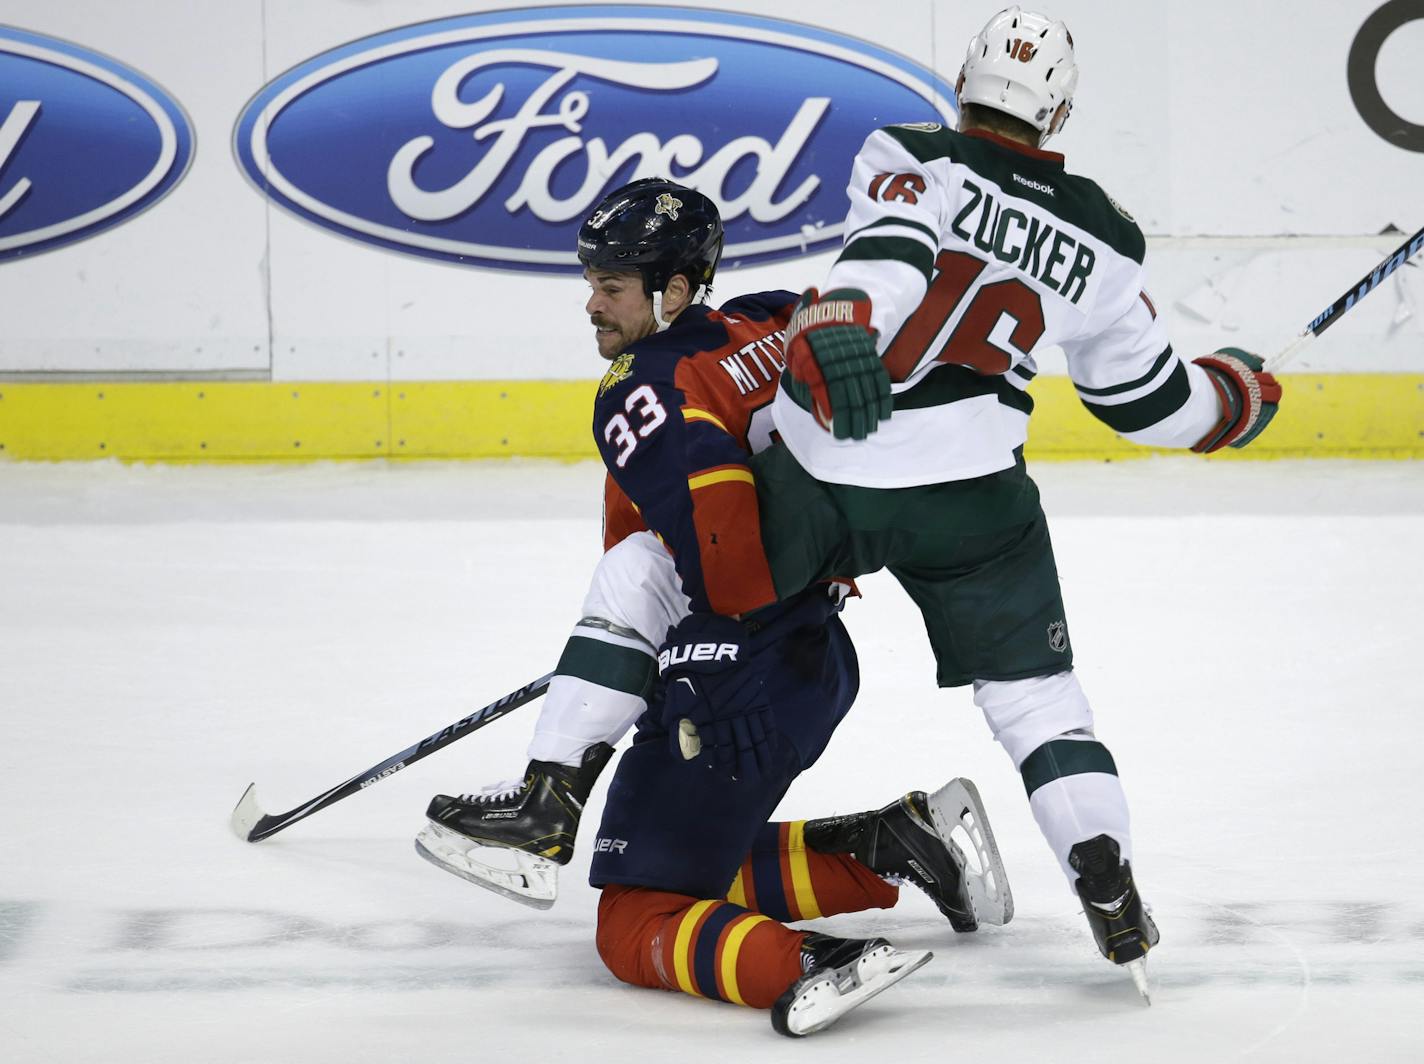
[1191,347,1282,453]
[658,612,777,782]
[783,287,892,441]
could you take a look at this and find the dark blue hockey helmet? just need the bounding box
[577,178,724,298]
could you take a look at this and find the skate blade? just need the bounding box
[927,777,1014,926]
[1125,957,1152,1005]
[414,821,559,910]
[782,947,933,1037]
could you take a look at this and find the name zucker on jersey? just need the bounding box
[951,177,1097,304]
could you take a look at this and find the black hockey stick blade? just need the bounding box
[230,671,554,843]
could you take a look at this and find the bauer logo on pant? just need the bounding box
[658,641,740,673]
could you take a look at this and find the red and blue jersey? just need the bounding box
[594,291,796,616]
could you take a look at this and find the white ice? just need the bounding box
[2,457,1421,1063]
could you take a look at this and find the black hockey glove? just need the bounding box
[1191,347,1282,452]
[783,287,892,441]
[658,612,778,782]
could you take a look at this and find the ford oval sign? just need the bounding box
[0,27,194,263]
[234,6,956,272]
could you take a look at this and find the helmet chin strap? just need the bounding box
[652,284,711,332]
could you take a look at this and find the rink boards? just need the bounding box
[0,373,1419,462]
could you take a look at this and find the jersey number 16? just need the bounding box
[882,249,1046,382]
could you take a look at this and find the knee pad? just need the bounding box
[973,670,1094,769]
[582,532,690,648]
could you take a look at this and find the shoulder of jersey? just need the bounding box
[879,122,1145,264]
[596,344,672,405]
[1057,172,1146,264]
[715,289,798,322]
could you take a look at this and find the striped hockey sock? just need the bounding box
[725,821,900,921]
[597,884,805,1008]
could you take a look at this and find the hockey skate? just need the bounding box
[415,743,614,909]
[1069,833,1160,1004]
[804,777,1012,932]
[771,932,931,1037]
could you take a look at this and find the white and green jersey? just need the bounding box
[773,124,1223,487]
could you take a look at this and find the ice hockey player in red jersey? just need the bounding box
[416,178,1014,1036]
[743,7,1284,1001]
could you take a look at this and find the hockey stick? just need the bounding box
[230,671,553,843]
[1266,224,1424,372]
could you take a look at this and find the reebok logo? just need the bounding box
[1012,173,1056,196]
[658,641,739,673]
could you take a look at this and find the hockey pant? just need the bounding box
[596,820,898,1008]
[527,532,689,766]
[974,670,1133,886]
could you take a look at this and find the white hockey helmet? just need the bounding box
[957,7,1079,144]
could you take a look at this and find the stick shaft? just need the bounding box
[234,671,553,842]
[1305,226,1424,339]
[1268,225,1424,371]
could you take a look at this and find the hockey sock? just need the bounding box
[724,821,900,921]
[526,630,654,765]
[1020,737,1133,885]
[597,884,805,1008]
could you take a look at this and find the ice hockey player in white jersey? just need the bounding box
[749,7,1284,1001]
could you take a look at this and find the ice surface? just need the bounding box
[2,457,1421,1062]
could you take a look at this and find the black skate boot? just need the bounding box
[771,932,932,1037]
[415,742,614,908]
[804,778,1012,932]
[1069,833,1160,1002]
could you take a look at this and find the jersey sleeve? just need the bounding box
[1061,282,1224,448]
[594,365,776,617]
[822,127,944,351]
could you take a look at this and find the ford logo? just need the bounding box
[0,27,194,262]
[234,5,956,272]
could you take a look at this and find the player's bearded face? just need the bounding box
[585,269,658,360]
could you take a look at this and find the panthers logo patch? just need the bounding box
[654,192,682,220]
[599,352,635,396]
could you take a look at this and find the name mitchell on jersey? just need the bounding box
[719,333,786,397]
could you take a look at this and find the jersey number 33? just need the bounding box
[604,384,669,467]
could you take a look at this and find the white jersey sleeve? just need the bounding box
[1062,273,1222,449]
